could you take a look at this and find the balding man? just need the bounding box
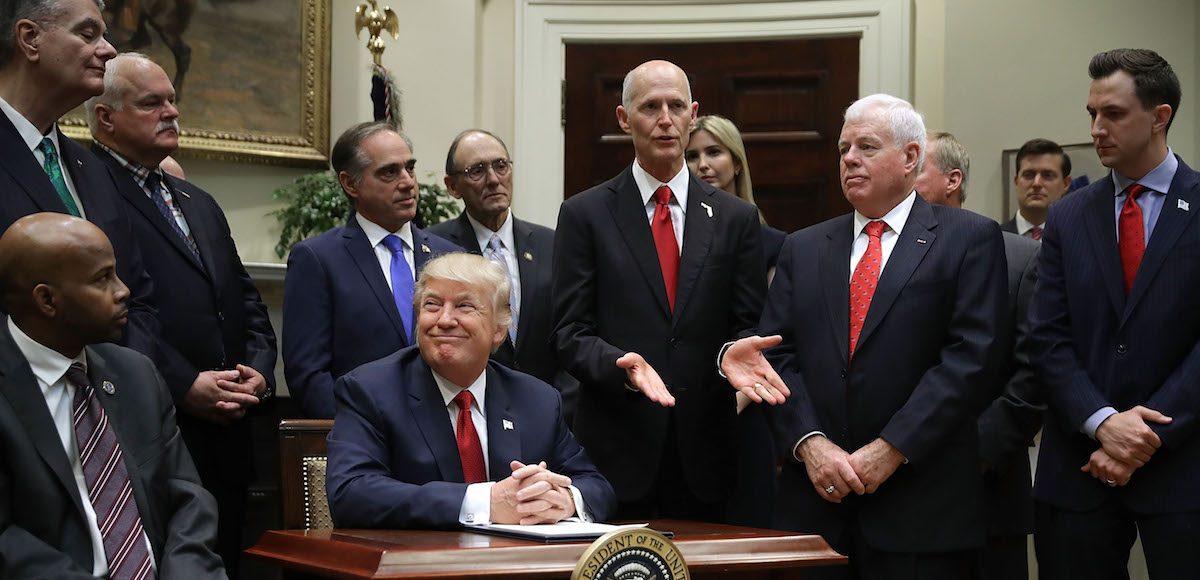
[0,213,224,579]
[86,53,276,578]
[0,0,160,360]
[552,60,766,521]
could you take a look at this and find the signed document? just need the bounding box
[464,521,650,543]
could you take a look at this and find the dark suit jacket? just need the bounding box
[553,166,766,503]
[1000,217,1018,234]
[762,196,1007,552]
[1031,157,1200,515]
[283,217,460,418]
[978,232,1044,536]
[95,146,277,485]
[0,116,159,359]
[0,322,224,578]
[326,347,615,529]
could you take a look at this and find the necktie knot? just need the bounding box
[488,235,503,253]
[145,170,162,193]
[64,362,89,390]
[865,220,886,239]
[38,137,58,161]
[654,185,673,206]
[381,234,405,255]
[454,389,476,413]
[1125,183,1148,201]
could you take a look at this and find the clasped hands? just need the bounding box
[182,364,267,424]
[491,460,577,525]
[799,436,906,503]
[1081,405,1172,487]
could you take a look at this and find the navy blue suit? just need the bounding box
[326,346,615,529]
[1031,157,1200,576]
[762,197,1006,562]
[282,216,459,418]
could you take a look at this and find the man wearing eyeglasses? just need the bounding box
[429,130,577,422]
[283,122,461,418]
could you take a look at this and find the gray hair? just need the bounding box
[0,0,105,69]
[330,121,413,189]
[415,252,512,332]
[84,52,153,133]
[621,60,693,109]
[844,94,926,173]
[926,131,970,202]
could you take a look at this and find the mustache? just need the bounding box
[156,119,180,134]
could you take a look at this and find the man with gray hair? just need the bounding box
[284,121,460,418]
[0,0,161,360]
[723,94,1007,579]
[86,53,276,579]
[915,131,1044,580]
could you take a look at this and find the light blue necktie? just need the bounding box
[37,138,81,217]
[381,234,415,343]
[486,235,519,343]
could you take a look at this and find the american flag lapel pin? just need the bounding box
[421,244,431,254]
[502,419,514,430]
[1178,199,1190,212]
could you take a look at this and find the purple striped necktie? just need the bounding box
[67,363,156,580]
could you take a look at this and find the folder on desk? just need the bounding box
[464,521,670,543]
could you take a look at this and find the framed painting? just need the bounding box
[1001,142,1108,218]
[61,0,332,168]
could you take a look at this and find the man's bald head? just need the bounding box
[0,213,129,355]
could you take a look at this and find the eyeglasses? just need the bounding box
[452,159,513,182]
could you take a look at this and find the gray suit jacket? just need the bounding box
[0,320,224,578]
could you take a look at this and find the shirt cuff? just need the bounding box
[790,431,826,462]
[716,340,737,379]
[458,482,494,525]
[569,485,592,522]
[1083,407,1119,440]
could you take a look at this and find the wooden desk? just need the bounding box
[246,520,845,579]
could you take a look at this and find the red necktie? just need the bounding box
[651,185,680,311]
[849,221,887,359]
[453,390,486,483]
[67,364,156,580]
[1029,225,1043,241]
[1119,183,1147,294]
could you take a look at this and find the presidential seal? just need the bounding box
[572,527,687,580]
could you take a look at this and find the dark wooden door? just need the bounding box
[564,37,859,232]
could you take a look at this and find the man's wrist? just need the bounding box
[715,340,736,379]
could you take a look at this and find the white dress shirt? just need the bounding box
[632,161,688,250]
[0,95,86,218]
[1013,211,1041,238]
[430,369,591,525]
[466,212,522,318]
[7,318,153,576]
[848,191,917,280]
[356,213,416,290]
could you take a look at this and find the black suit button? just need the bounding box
[840,369,847,379]
[1116,344,1128,356]
[669,338,678,349]
[217,311,225,322]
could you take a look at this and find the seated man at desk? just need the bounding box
[327,253,615,528]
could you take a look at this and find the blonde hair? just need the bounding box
[690,115,764,224]
[415,252,512,331]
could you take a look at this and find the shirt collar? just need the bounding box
[466,211,516,254]
[431,367,487,416]
[7,317,85,389]
[94,142,159,188]
[853,191,917,238]
[0,95,61,155]
[632,161,689,212]
[1013,211,1039,235]
[356,213,413,252]
[1111,147,1178,196]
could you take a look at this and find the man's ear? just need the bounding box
[903,142,921,174]
[443,175,463,199]
[94,104,116,134]
[946,169,964,195]
[14,19,42,62]
[337,171,358,201]
[1152,103,1172,134]
[31,283,56,317]
[616,105,631,134]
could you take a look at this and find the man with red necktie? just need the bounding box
[552,60,766,522]
[721,94,1007,579]
[1030,48,1199,578]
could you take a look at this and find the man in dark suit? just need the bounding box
[86,54,275,578]
[553,60,766,521]
[0,0,160,359]
[327,253,615,528]
[429,130,576,420]
[1031,48,1198,578]
[723,94,1007,579]
[0,213,225,579]
[915,131,1043,580]
[1000,138,1072,241]
[284,122,460,418]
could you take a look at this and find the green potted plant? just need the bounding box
[270,170,460,258]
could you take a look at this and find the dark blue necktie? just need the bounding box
[145,172,200,261]
[381,234,415,342]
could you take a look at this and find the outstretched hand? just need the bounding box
[720,335,789,404]
[616,352,675,407]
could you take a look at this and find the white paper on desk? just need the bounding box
[465,521,647,540]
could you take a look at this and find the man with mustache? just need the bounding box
[0,0,161,360]
[552,60,766,521]
[283,122,460,418]
[85,53,275,579]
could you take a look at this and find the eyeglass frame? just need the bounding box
[449,158,514,182]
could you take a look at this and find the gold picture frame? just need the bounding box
[61,0,331,169]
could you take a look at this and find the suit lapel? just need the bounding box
[820,217,853,366]
[1124,160,1200,321]
[0,322,86,519]
[673,178,716,325]
[163,177,215,277]
[0,116,71,213]
[407,360,465,482]
[608,168,672,318]
[452,214,484,254]
[511,219,538,350]
[342,217,408,342]
[855,198,937,353]
[1082,178,1126,317]
[484,367,521,481]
